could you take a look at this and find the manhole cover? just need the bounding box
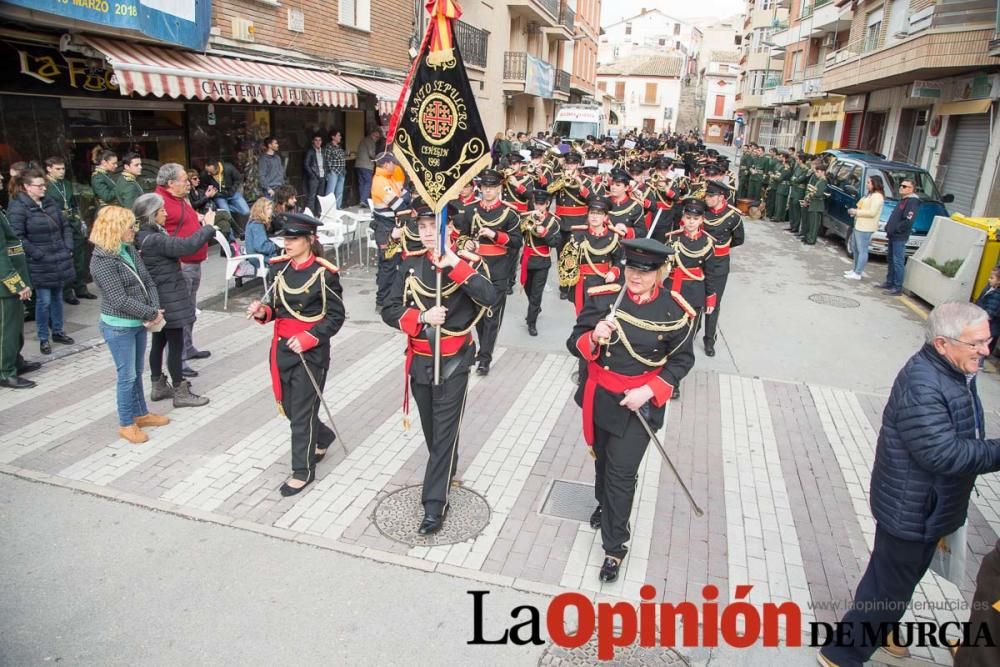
[541,480,596,523]
[539,638,689,666]
[372,484,491,546]
[808,293,861,309]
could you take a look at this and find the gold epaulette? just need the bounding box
[315,256,340,273]
[587,283,621,296]
[269,255,290,264]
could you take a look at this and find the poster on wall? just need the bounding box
[5,0,211,50]
[524,55,554,99]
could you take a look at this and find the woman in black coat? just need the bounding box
[133,193,217,408]
[7,169,76,354]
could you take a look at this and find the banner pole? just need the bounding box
[433,207,445,385]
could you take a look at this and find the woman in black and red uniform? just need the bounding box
[568,237,695,583]
[561,197,623,316]
[247,213,346,496]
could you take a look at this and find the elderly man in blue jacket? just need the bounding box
[819,301,1000,666]
[878,177,921,296]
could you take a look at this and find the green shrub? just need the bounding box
[922,258,963,278]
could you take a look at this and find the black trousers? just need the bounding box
[374,223,399,306]
[411,372,469,513]
[593,415,650,559]
[821,524,938,667]
[475,286,506,366]
[525,267,548,325]
[281,363,335,481]
[149,327,184,386]
[703,269,730,343]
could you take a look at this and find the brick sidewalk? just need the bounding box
[2,311,996,666]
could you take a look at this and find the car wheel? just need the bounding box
[844,227,854,258]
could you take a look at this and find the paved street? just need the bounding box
[4,181,1000,665]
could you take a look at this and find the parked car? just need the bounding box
[819,149,885,166]
[820,155,954,257]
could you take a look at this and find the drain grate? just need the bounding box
[540,480,596,522]
[539,638,689,666]
[809,293,861,309]
[372,484,491,546]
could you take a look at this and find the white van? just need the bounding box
[551,104,605,141]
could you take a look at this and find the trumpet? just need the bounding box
[519,209,543,234]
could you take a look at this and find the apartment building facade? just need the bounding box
[734,0,791,146]
[598,8,703,75]
[597,55,685,134]
[702,51,743,143]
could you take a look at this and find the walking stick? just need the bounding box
[636,410,704,517]
[297,351,349,456]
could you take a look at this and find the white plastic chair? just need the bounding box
[317,224,346,266]
[316,193,340,227]
[215,230,266,311]
[363,198,380,266]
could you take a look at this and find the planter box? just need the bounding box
[903,216,986,306]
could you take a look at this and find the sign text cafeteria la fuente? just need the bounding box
[199,79,322,103]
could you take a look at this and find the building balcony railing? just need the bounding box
[556,69,570,94]
[455,20,488,69]
[537,0,560,19]
[504,52,528,81]
[804,63,824,79]
[559,3,575,32]
[762,72,781,90]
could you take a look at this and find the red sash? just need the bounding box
[519,245,551,286]
[477,243,507,257]
[669,266,704,294]
[556,205,588,217]
[270,318,315,413]
[714,245,731,257]
[582,362,661,446]
[403,333,471,425]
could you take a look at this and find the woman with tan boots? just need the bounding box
[90,205,170,444]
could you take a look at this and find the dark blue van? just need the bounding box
[819,154,953,257]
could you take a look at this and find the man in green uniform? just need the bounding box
[772,151,793,223]
[46,157,95,305]
[91,150,119,209]
[1,196,35,389]
[747,145,765,201]
[787,152,810,234]
[116,152,145,210]
[763,148,780,219]
[737,144,752,199]
[802,162,828,245]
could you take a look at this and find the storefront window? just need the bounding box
[0,94,66,175]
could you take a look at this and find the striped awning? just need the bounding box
[83,37,357,108]
[341,76,404,115]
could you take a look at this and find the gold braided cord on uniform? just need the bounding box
[611,310,690,367]
[402,265,492,335]
[703,209,737,227]
[672,237,714,261]
[276,267,326,322]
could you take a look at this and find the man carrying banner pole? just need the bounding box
[381,0,494,533]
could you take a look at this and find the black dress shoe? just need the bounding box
[313,433,337,463]
[505,285,514,295]
[279,478,313,497]
[17,361,42,374]
[589,506,602,530]
[559,292,568,300]
[0,376,36,389]
[77,291,98,300]
[181,365,199,378]
[527,323,538,336]
[599,556,622,583]
[51,332,75,345]
[63,295,80,305]
[39,341,52,355]
[418,512,446,535]
[476,363,490,376]
[704,338,716,357]
[671,385,681,401]
[187,350,211,360]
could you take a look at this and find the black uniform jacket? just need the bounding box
[568,284,695,441]
[382,251,497,385]
[455,199,523,282]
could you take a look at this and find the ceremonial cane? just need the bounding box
[245,262,291,319]
[297,351,349,456]
[636,410,704,517]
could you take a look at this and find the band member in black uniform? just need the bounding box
[568,238,695,583]
[560,197,623,316]
[553,152,591,299]
[701,180,745,357]
[664,198,722,400]
[646,157,682,241]
[520,190,560,336]
[607,169,647,239]
[502,154,532,213]
[382,204,498,534]
[247,214,346,496]
[527,147,552,189]
[451,180,480,219]
[456,169,522,376]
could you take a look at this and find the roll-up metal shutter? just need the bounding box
[844,113,862,148]
[940,113,990,216]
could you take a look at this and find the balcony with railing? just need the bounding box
[454,20,488,69]
[560,3,575,32]
[556,69,570,96]
[504,52,528,82]
[508,0,559,26]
